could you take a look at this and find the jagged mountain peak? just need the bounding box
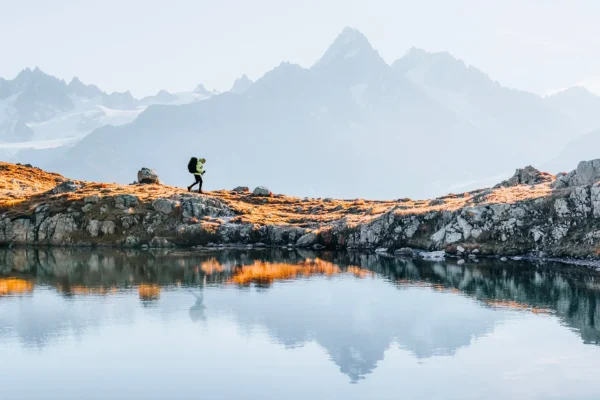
[393,47,493,90]
[313,27,383,68]
[193,83,212,96]
[68,76,103,98]
[230,74,253,94]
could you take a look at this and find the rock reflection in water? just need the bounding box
[1,247,600,382]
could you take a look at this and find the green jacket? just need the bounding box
[194,159,205,176]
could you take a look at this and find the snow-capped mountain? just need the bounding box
[6,27,597,199]
[0,68,216,151]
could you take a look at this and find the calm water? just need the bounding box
[1,249,600,400]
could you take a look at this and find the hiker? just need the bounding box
[187,157,206,193]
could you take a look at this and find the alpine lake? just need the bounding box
[1,248,600,400]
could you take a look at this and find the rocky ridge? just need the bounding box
[3,160,600,259]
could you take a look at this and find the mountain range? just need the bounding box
[3,27,600,199]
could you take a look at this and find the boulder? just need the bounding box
[152,198,177,215]
[552,159,600,188]
[495,166,552,188]
[51,181,80,194]
[232,186,249,193]
[252,186,271,196]
[137,168,161,184]
[296,232,318,247]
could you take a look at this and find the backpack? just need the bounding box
[188,157,198,173]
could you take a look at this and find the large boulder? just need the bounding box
[552,159,600,189]
[495,166,552,188]
[51,181,81,194]
[252,186,271,196]
[137,168,161,184]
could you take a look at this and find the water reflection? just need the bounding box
[1,248,600,383]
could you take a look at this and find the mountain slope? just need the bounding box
[0,69,216,146]
[392,48,577,166]
[49,28,489,199]
[545,86,600,134]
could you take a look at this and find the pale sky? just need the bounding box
[2,0,600,97]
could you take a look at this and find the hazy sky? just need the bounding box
[2,0,600,97]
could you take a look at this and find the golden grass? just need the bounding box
[0,161,556,226]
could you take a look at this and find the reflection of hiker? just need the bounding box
[187,157,206,193]
[188,289,207,322]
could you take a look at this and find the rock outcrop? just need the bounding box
[552,159,600,189]
[495,166,552,188]
[5,160,600,259]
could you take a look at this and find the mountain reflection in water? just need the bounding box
[1,247,600,384]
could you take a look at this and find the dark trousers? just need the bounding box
[190,174,203,191]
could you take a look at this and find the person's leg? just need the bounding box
[197,175,203,193]
[188,175,199,191]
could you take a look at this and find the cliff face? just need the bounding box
[2,161,600,258]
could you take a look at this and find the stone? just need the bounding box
[84,195,99,204]
[137,168,161,184]
[457,259,465,265]
[232,186,249,193]
[81,204,93,213]
[500,257,508,261]
[252,186,271,196]
[51,181,80,194]
[375,247,388,253]
[152,198,177,215]
[114,194,139,209]
[456,245,465,253]
[296,232,318,248]
[495,165,552,188]
[471,248,480,254]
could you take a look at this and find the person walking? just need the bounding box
[187,157,206,193]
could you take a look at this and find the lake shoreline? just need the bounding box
[4,160,600,261]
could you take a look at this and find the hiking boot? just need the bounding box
[187,186,192,192]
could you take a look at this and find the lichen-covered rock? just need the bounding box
[232,186,249,193]
[181,197,231,219]
[51,181,80,194]
[252,186,271,196]
[137,168,161,184]
[552,159,600,188]
[114,194,139,209]
[495,166,552,188]
[152,198,177,215]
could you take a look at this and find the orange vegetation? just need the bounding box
[228,258,366,286]
[0,161,556,226]
[0,278,34,296]
[138,284,161,300]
